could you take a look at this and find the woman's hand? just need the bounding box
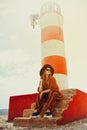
[39,89,51,99]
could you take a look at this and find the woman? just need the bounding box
[32,64,63,117]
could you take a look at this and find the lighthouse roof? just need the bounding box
[40,1,61,15]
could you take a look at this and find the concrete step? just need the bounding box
[23,109,34,117]
[13,116,60,127]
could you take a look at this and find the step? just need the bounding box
[23,109,34,117]
[13,116,60,127]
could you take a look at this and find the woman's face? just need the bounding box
[45,67,51,75]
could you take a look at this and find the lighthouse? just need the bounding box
[39,2,68,90]
[30,1,68,90]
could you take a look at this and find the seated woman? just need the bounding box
[32,64,63,117]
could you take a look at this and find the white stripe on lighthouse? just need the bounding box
[40,12,63,29]
[42,40,65,59]
[54,74,68,90]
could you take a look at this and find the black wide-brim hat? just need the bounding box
[40,64,54,76]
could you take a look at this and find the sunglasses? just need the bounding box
[46,68,51,71]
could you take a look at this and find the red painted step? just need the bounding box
[57,89,87,124]
[8,93,37,120]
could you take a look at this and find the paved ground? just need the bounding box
[0,116,87,130]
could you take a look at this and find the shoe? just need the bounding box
[32,112,39,116]
[45,112,52,116]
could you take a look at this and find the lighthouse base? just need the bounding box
[10,89,87,127]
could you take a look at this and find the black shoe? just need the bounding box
[32,112,39,116]
[45,112,52,116]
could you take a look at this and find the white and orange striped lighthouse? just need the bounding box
[30,1,68,89]
[39,2,68,90]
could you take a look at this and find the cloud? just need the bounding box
[0,48,40,108]
[0,48,40,78]
[0,48,28,65]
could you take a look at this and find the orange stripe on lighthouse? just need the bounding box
[42,55,67,75]
[41,26,64,43]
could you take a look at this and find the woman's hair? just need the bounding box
[40,64,54,76]
[42,73,51,87]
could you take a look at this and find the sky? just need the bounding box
[0,0,87,109]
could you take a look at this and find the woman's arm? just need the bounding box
[42,89,51,93]
[38,78,43,92]
[39,89,51,99]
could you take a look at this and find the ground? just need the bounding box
[0,116,87,130]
